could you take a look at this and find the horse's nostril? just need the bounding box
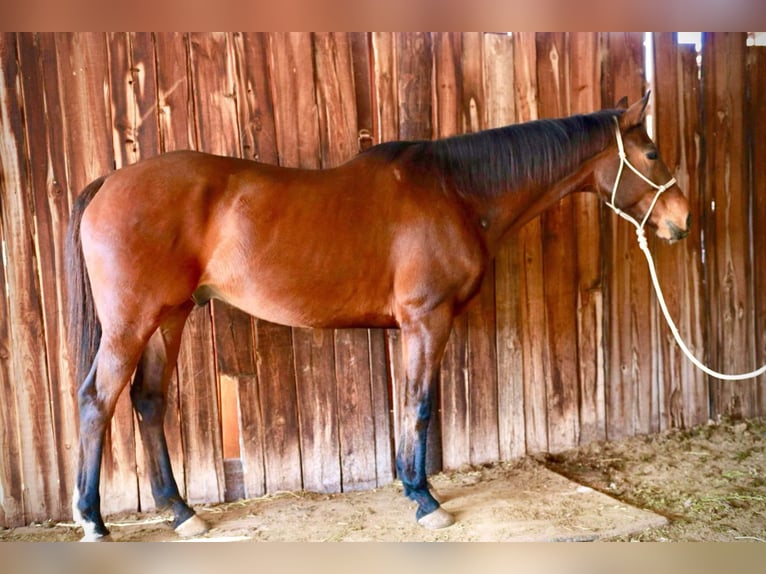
[686,212,692,231]
[666,219,691,241]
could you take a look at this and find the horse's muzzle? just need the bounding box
[666,213,692,242]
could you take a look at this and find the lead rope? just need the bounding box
[608,118,766,381]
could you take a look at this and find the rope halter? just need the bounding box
[606,116,677,250]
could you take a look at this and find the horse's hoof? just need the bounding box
[417,507,455,530]
[79,532,113,542]
[175,514,209,538]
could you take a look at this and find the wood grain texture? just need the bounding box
[484,33,525,461]
[183,32,236,504]
[514,32,548,455]
[652,34,708,429]
[107,31,167,512]
[0,32,63,523]
[601,32,655,440]
[3,32,766,528]
[153,32,195,503]
[228,32,279,498]
[0,35,25,528]
[569,32,606,444]
[268,32,323,493]
[747,46,766,414]
[434,32,470,471]
[16,32,78,517]
[55,32,139,517]
[702,33,758,419]
[395,32,442,475]
[314,32,379,491]
[0,199,23,526]
[537,33,581,454]
[370,33,402,477]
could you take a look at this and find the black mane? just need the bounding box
[364,110,621,198]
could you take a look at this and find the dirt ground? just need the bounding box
[543,416,766,542]
[1,417,764,542]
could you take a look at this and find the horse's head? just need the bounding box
[594,93,691,242]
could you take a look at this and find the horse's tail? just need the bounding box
[66,175,107,386]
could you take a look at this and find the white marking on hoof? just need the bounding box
[79,532,113,542]
[72,486,111,541]
[417,507,455,530]
[175,514,209,538]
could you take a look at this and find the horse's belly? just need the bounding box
[197,272,397,330]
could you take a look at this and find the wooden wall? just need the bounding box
[0,32,764,528]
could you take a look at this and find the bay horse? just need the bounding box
[66,93,690,540]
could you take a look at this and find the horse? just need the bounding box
[65,93,691,541]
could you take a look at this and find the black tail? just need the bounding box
[66,176,107,386]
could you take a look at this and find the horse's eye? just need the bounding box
[646,149,658,160]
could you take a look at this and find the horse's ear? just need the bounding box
[619,91,650,127]
[615,96,629,109]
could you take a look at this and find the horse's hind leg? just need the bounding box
[130,302,208,538]
[73,330,147,541]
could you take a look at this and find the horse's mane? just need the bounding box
[363,109,621,198]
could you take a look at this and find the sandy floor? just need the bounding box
[1,417,762,542]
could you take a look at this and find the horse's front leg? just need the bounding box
[396,305,455,529]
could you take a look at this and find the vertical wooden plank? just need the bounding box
[106,31,165,512]
[652,34,708,429]
[349,32,375,152]
[190,32,253,503]
[350,33,395,485]
[185,31,242,504]
[702,32,758,419]
[569,32,606,444]
[333,329,377,490]
[0,208,24,527]
[369,33,403,474]
[651,32,682,430]
[290,327,337,493]
[601,32,654,439]
[232,33,279,164]
[514,32,548,455]
[395,32,442,474]
[396,32,434,143]
[678,47,709,426]
[154,32,196,153]
[16,32,77,518]
[460,32,500,466]
[55,32,139,517]
[175,308,222,504]
[152,32,194,502]
[368,329,394,484]
[370,32,399,144]
[433,32,470,471]
[0,32,62,524]
[747,46,766,415]
[254,320,302,492]
[314,32,378,491]
[108,33,160,170]
[0,37,24,528]
[485,33,525,461]
[229,31,278,498]
[267,32,320,493]
[537,32,581,453]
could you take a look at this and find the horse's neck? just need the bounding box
[475,152,601,255]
